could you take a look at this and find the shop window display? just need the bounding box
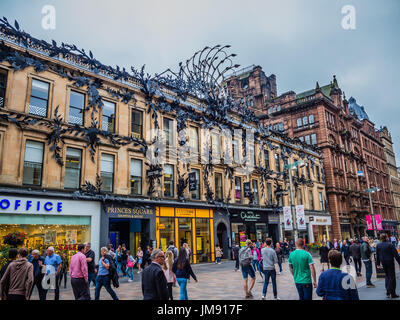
[196,218,211,262]
[159,217,175,252]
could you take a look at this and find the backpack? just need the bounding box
[167,246,178,259]
[239,247,252,267]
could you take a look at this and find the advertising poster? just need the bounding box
[239,231,246,247]
[283,206,293,231]
[45,230,57,244]
[374,214,383,230]
[296,205,306,230]
[366,215,373,230]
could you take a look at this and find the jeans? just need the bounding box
[295,283,313,300]
[127,267,134,280]
[216,257,221,263]
[95,275,119,300]
[117,262,122,275]
[353,258,362,273]
[262,269,277,297]
[252,260,263,276]
[363,260,373,285]
[177,278,188,300]
[344,255,350,265]
[234,257,239,270]
[87,273,95,300]
[30,275,46,301]
[58,271,68,288]
[121,261,127,276]
[277,261,282,272]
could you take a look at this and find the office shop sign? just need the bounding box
[0,197,63,214]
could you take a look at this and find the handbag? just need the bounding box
[127,258,135,268]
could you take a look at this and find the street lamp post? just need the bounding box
[284,159,305,241]
[366,186,381,238]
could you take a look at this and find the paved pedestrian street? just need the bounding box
[31,257,400,300]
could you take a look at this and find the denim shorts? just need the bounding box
[241,265,256,279]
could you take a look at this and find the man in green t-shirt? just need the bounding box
[288,238,317,300]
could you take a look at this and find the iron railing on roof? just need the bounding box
[225,65,256,80]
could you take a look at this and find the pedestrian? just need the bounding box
[29,249,46,300]
[69,244,89,300]
[376,233,400,298]
[275,243,283,274]
[107,244,116,261]
[172,247,198,300]
[183,243,192,262]
[390,234,397,247]
[288,238,317,300]
[239,239,256,299]
[84,242,96,293]
[141,248,168,300]
[333,239,339,250]
[361,236,374,288]
[116,245,122,275]
[0,248,18,281]
[94,247,119,300]
[261,238,279,300]
[232,243,240,271]
[215,245,223,264]
[349,240,362,277]
[137,247,143,273]
[319,242,330,272]
[0,247,34,300]
[121,243,128,277]
[341,240,351,265]
[43,246,62,300]
[162,250,175,300]
[126,250,135,282]
[326,239,333,251]
[142,245,151,269]
[58,252,69,289]
[316,250,359,300]
[251,243,263,278]
[166,241,178,260]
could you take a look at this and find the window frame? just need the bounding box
[64,147,82,190]
[29,78,50,118]
[22,140,44,186]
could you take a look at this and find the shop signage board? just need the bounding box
[283,206,293,231]
[106,205,155,218]
[146,168,163,177]
[230,209,268,223]
[296,205,306,230]
[243,182,251,198]
[188,172,197,191]
[366,215,373,230]
[374,214,383,230]
[0,197,63,213]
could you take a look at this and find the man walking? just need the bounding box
[361,236,375,288]
[376,233,400,298]
[70,244,89,300]
[141,248,168,300]
[95,247,119,300]
[232,243,240,271]
[316,250,359,300]
[349,240,362,277]
[0,248,34,300]
[29,249,46,300]
[167,241,178,259]
[340,240,351,265]
[261,238,279,300]
[43,246,62,300]
[84,242,96,292]
[288,238,317,300]
[239,239,256,299]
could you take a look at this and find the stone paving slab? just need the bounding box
[31,258,400,300]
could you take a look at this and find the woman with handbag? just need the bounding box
[126,250,135,282]
[163,250,175,300]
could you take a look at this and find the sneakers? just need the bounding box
[366,284,375,288]
[391,294,400,299]
[261,295,266,300]
[247,291,253,298]
[218,262,222,264]
[128,279,133,283]
[277,272,281,275]
[274,296,281,300]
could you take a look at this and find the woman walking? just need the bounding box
[163,250,175,300]
[58,252,69,289]
[251,243,263,278]
[116,245,122,275]
[183,243,192,263]
[215,245,223,264]
[275,243,283,274]
[126,250,135,282]
[136,247,143,273]
[319,242,330,272]
[172,248,198,300]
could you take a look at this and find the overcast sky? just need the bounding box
[1,0,399,160]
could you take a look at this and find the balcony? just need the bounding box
[293,121,319,134]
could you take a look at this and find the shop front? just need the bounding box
[0,195,101,259]
[307,215,332,244]
[156,206,214,264]
[103,203,156,253]
[340,218,352,240]
[229,208,270,245]
[381,220,399,237]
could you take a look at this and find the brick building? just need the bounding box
[227,66,396,239]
